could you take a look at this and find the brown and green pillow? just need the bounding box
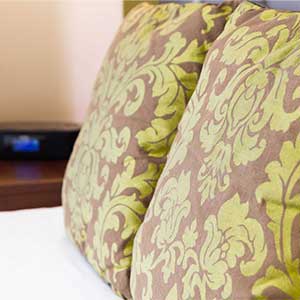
[62,2,237,299]
[131,2,300,299]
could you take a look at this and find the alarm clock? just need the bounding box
[0,122,80,160]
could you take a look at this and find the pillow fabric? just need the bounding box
[62,2,236,298]
[131,2,300,300]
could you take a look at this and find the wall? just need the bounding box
[0,1,122,124]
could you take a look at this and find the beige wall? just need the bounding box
[0,1,122,124]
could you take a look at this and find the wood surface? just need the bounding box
[0,160,67,211]
[123,0,158,16]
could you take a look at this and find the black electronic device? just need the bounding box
[0,122,80,160]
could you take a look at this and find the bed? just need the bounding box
[0,207,121,300]
[2,1,299,300]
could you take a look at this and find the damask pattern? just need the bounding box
[131,2,300,299]
[62,2,235,299]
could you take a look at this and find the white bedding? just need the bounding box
[0,207,121,300]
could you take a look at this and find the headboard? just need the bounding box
[256,1,300,11]
[123,1,300,16]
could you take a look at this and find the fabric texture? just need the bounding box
[0,207,121,300]
[131,2,300,299]
[62,2,236,298]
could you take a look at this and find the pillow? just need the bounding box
[131,2,300,300]
[62,2,236,299]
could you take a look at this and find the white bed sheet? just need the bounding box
[0,207,121,300]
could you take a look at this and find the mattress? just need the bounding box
[0,207,121,300]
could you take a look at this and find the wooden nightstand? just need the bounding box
[0,160,67,211]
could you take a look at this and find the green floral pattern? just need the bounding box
[131,2,300,299]
[253,135,300,299]
[63,2,235,298]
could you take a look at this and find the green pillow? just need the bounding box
[63,2,236,298]
[131,2,300,299]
